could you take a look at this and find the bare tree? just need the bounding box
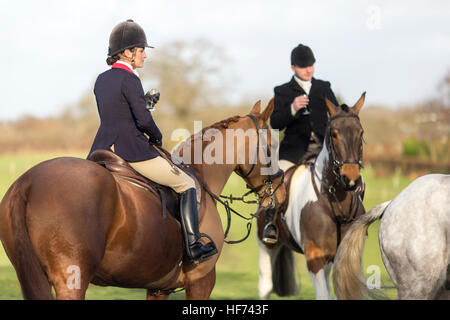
[141,38,231,117]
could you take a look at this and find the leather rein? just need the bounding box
[200,113,284,244]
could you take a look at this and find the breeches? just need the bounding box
[128,156,195,193]
[279,159,295,172]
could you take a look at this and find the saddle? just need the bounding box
[87,149,202,221]
[276,161,311,254]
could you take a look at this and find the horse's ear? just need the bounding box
[352,92,366,115]
[325,97,337,117]
[261,97,274,123]
[250,100,261,115]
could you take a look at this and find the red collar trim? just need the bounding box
[111,62,134,74]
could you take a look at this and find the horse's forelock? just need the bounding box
[339,104,350,113]
[331,104,361,120]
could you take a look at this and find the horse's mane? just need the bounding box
[205,115,242,131]
[173,115,243,155]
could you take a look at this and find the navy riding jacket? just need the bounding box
[88,66,162,162]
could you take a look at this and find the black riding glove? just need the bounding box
[145,89,160,110]
[149,136,162,147]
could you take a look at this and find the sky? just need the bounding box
[1,0,449,121]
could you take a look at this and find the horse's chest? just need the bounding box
[284,175,319,249]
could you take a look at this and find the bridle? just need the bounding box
[326,112,364,184]
[200,113,284,244]
[311,111,365,227]
[147,114,285,296]
[234,113,284,209]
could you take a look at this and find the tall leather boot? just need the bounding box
[302,132,323,164]
[262,208,278,244]
[180,188,218,264]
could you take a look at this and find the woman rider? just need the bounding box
[88,19,217,264]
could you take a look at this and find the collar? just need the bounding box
[289,76,316,94]
[294,75,312,94]
[112,60,139,77]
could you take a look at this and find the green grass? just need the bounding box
[0,152,413,300]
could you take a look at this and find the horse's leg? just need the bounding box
[308,268,331,300]
[185,267,216,300]
[396,271,447,300]
[381,231,448,300]
[54,283,88,300]
[32,216,105,300]
[305,241,331,300]
[34,207,106,300]
[51,263,93,300]
[147,291,170,300]
[257,237,276,299]
[324,262,333,298]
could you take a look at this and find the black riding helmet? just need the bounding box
[291,44,315,68]
[108,19,154,57]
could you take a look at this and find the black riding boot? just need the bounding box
[180,188,218,264]
[262,208,278,244]
[301,132,323,164]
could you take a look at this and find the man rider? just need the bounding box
[262,44,339,244]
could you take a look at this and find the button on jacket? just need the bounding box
[88,66,162,162]
[271,76,338,163]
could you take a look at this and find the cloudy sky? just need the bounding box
[1,0,449,121]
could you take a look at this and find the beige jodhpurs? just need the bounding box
[279,159,295,172]
[128,156,195,193]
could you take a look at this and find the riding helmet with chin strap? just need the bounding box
[108,19,154,57]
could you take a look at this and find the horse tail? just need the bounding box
[0,180,53,300]
[333,201,390,300]
[272,245,299,296]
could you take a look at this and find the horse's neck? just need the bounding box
[185,121,252,196]
[313,143,330,181]
[197,163,235,196]
[315,143,348,189]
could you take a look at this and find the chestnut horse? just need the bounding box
[0,100,285,300]
[256,93,367,299]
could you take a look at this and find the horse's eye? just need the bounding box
[331,131,338,139]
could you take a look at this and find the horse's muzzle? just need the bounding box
[340,163,361,190]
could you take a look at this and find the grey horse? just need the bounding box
[333,174,450,300]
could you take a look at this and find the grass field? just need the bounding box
[0,151,414,300]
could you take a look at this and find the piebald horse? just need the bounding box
[334,174,450,300]
[257,93,366,300]
[0,100,285,300]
